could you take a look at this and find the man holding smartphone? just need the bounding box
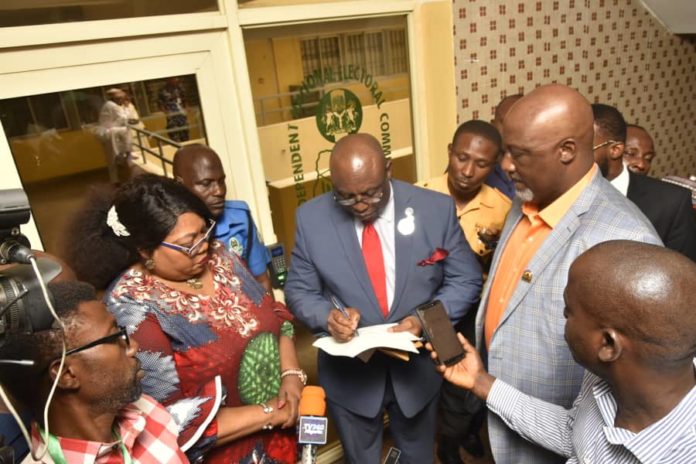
[432,241,696,464]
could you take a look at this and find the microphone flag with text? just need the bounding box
[298,386,328,464]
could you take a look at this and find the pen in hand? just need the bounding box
[330,295,359,337]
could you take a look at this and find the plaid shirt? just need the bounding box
[23,394,188,464]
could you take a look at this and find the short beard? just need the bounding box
[93,368,142,413]
[515,187,535,203]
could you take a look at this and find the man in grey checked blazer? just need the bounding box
[476,84,662,464]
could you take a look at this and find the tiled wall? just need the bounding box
[453,0,696,178]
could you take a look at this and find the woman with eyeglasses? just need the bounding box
[65,174,303,464]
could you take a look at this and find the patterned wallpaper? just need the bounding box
[452,0,696,178]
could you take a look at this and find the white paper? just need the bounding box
[313,323,420,358]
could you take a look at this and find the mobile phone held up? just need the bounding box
[415,300,465,366]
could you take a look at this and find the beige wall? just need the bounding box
[452,0,696,178]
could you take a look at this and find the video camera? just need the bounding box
[0,189,60,349]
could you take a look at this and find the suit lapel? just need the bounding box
[493,171,601,331]
[330,204,378,311]
[391,181,414,315]
[626,171,647,205]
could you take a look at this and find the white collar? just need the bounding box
[610,165,630,196]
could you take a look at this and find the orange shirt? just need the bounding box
[484,165,598,349]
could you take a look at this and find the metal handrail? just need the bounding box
[129,125,182,177]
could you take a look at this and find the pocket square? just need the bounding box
[418,248,449,266]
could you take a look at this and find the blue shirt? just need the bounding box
[214,200,271,277]
[485,164,515,199]
[487,364,696,463]
[0,410,31,461]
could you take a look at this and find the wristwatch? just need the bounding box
[281,368,307,385]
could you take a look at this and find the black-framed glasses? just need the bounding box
[161,220,216,257]
[592,140,620,151]
[64,326,130,357]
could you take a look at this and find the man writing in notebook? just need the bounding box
[285,133,481,463]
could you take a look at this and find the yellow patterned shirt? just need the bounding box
[417,174,511,257]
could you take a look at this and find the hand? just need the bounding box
[275,376,303,428]
[267,396,292,429]
[389,315,422,337]
[477,225,501,251]
[327,307,360,342]
[427,333,495,400]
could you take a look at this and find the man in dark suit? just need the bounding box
[624,124,656,175]
[592,103,696,261]
[284,133,482,463]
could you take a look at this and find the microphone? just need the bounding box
[298,386,328,464]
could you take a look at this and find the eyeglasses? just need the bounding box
[161,220,216,257]
[592,140,620,151]
[333,186,385,207]
[64,326,130,357]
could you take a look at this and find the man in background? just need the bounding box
[435,240,696,464]
[173,144,273,294]
[484,93,523,199]
[0,281,186,463]
[419,120,511,269]
[285,133,482,463]
[96,88,131,183]
[624,124,656,175]
[158,77,189,143]
[418,119,511,463]
[478,84,660,464]
[592,103,696,261]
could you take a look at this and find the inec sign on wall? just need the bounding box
[287,65,393,206]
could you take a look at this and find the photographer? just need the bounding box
[0,281,187,463]
[0,252,76,462]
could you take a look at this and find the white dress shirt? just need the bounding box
[610,165,630,196]
[354,182,396,312]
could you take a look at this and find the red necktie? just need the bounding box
[362,223,389,316]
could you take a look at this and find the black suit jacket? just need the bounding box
[627,171,696,261]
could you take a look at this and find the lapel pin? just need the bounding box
[397,207,415,235]
[522,270,533,283]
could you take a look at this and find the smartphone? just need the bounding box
[415,300,465,366]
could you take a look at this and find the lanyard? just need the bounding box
[41,427,133,464]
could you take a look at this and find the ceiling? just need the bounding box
[641,0,696,34]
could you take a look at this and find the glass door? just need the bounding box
[0,31,244,258]
[243,15,417,253]
[0,76,207,254]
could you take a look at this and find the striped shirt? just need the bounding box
[487,366,696,463]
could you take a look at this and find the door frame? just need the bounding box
[0,0,456,250]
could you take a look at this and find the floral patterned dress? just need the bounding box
[106,242,296,463]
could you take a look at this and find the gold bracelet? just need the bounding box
[280,368,307,385]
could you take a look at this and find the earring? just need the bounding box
[144,259,155,270]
